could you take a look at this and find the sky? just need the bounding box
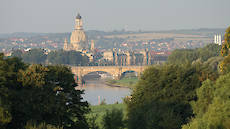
[0,0,230,33]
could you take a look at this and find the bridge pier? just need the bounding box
[113,73,122,80]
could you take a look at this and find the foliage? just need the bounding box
[101,108,125,129]
[182,73,230,129]
[12,49,89,65]
[0,54,89,129]
[168,44,221,65]
[219,54,230,73]
[221,26,230,56]
[125,64,217,129]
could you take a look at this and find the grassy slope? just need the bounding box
[106,77,138,88]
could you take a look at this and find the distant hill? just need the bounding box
[153,28,225,37]
[0,28,225,39]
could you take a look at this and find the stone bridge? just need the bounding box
[71,66,148,83]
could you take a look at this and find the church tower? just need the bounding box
[90,40,95,52]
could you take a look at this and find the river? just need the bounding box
[76,79,131,105]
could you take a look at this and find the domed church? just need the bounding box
[64,13,89,51]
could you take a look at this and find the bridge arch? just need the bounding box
[82,71,113,79]
[120,70,138,79]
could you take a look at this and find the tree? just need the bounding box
[47,50,89,65]
[11,49,23,59]
[218,27,230,73]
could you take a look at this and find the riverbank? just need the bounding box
[105,77,138,89]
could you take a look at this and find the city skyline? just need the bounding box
[1,0,230,33]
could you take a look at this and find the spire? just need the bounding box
[64,38,67,43]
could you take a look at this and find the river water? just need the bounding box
[76,79,131,105]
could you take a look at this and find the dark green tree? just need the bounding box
[0,54,89,129]
[168,44,221,65]
[47,50,89,66]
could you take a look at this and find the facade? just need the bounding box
[103,51,114,61]
[111,49,151,66]
[64,13,88,51]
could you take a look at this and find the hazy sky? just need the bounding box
[1,0,230,33]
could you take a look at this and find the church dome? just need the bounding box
[70,30,88,51]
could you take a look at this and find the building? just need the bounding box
[64,13,88,51]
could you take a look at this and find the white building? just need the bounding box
[214,34,222,45]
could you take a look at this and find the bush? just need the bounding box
[101,108,125,129]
